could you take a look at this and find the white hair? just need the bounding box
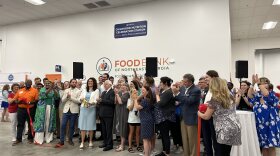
[104,80,112,86]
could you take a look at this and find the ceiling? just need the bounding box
[0,0,159,26]
[0,0,280,40]
[230,0,280,40]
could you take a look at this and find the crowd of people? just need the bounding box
[1,70,280,156]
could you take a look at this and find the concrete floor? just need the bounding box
[1,121,280,156]
[0,121,183,156]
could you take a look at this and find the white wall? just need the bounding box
[0,0,231,83]
[231,37,280,87]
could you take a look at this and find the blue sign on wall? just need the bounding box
[114,21,147,38]
[8,74,14,81]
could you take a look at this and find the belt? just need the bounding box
[18,104,34,109]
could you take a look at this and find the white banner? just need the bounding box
[0,72,30,84]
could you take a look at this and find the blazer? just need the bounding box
[79,89,100,108]
[175,84,201,125]
[62,87,81,114]
[157,88,176,117]
[99,88,115,118]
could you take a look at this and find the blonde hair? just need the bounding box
[209,77,232,109]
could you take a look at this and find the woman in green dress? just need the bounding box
[34,80,59,144]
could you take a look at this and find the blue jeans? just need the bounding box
[60,111,78,143]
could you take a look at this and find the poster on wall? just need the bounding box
[0,72,29,84]
[45,74,62,82]
[114,21,147,38]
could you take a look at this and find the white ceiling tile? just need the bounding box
[238,8,254,18]
[230,10,239,18]
[266,14,280,21]
[230,0,239,10]
[253,6,271,16]
[251,16,266,23]
[239,0,256,8]
[232,25,251,31]
[248,34,258,38]
[255,0,274,7]
[233,17,252,26]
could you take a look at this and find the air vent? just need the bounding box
[95,1,110,7]
[83,3,98,9]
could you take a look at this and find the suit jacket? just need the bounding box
[157,88,176,117]
[61,88,81,114]
[99,88,115,118]
[175,85,201,125]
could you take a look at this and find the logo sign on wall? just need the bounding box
[114,21,147,38]
[96,57,171,78]
[8,74,14,81]
[96,57,112,75]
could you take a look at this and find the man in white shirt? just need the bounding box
[55,79,81,147]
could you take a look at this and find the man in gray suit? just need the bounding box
[173,74,201,156]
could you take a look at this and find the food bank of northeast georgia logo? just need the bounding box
[96,57,112,75]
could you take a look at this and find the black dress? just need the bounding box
[139,98,154,139]
[237,93,253,111]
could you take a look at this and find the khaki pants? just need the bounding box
[181,120,197,156]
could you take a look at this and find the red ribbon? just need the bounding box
[197,116,201,156]
[27,107,35,137]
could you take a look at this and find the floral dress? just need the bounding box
[249,91,280,148]
[208,99,242,145]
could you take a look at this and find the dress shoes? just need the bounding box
[103,146,113,151]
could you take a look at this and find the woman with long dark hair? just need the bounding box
[78,77,99,150]
[135,85,155,156]
[154,77,176,156]
[127,80,142,153]
[236,80,252,111]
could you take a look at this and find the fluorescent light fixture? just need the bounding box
[262,21,277,30]
[273,0,280,5]
[24,0,46,5]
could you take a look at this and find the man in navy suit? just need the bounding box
[97,80,115,151]
[173,74,201,156]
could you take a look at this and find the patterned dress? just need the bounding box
[208,99,242,145]
[34,88,58,132]
[249,91,280,148]
[139,98,154,139]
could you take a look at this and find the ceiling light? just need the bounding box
[273,0,280,5]
[24,0,45,5]
[262,21,277,30]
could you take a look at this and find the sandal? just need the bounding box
[115,146,124,152]
[136,146,143,152]
[115,145,120,149]
[128,147,135,153]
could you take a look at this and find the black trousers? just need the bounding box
[201,117,220,156]
[101,117,113,147]
[217,143,232,156]
[171,115,183,146]
[16,107,35,141]
[158,120,173,154]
